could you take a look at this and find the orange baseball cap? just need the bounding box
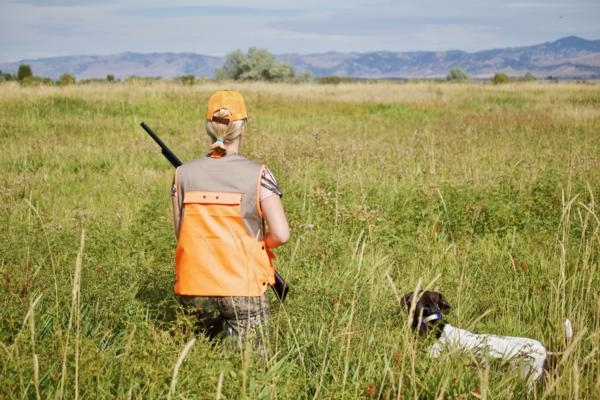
[205,90,248,123]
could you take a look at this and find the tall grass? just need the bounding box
[1,80,599,399]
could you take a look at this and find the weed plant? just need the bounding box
[1,81,599,399]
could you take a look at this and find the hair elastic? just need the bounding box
[216,137,225,143]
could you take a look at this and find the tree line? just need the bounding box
[1,48,539,86]
[0,64,78,85]
[445,67,537,84]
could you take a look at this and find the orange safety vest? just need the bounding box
[173,154,275,296]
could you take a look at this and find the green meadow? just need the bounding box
[1,81,599,399]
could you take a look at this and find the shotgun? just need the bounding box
[140,121,290,302]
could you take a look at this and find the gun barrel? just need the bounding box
[140,121,183,167]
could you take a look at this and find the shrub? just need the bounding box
[175,75,195,85]
[492,72,510,84]
[446,67,469,82]
[0,70,15,81]
[58,73,76,86]
[20,76,54,86]
[317,76,357,84]
[523,72,535,81]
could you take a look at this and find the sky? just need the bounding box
[1,0,599,63]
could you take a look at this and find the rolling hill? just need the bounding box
[1,36,598,80]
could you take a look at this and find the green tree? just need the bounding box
[523,72,535,82]
[446,67,468,82]
[58,73,76,86]
[216,47,295,82]
[17,64,33,81]
[492,72,509,84]
[106,74,115,82]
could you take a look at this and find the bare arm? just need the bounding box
[171,172,181,239]
[172,195,181,239]
[261,195,290,248]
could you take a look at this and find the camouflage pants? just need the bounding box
[179,295,269,347]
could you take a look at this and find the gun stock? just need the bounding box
[140,121,289,302]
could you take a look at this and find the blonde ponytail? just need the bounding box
[205,108,246,155]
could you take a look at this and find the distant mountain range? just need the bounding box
[1,36,599,80]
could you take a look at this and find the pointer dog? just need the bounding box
[400,291,547,387]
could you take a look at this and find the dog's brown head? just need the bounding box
[400,291,451,336]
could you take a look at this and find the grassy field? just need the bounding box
[1,80,599,399]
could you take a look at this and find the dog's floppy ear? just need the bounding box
[431,291,451,314]
[400,292,416,310]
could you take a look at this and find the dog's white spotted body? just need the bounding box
[428,323,547,383]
